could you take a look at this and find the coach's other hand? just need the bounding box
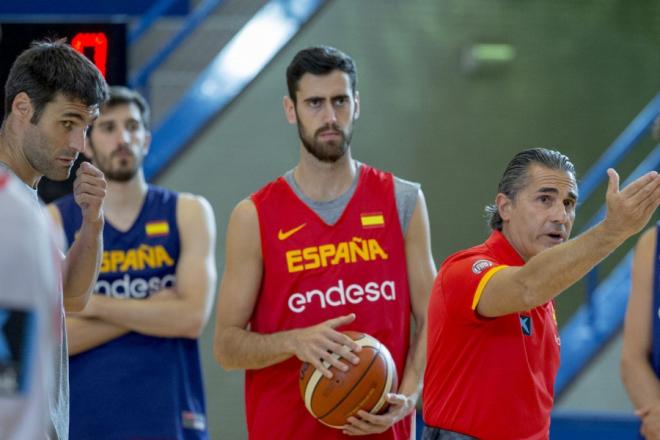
[74,161,106,226]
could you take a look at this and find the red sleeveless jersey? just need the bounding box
[247,164,412,439]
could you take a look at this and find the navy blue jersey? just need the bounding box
[652,222,660,377]
[55,186,208,440]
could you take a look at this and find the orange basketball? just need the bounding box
[298,330,398,429]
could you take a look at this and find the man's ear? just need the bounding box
[353,90,360,121]
[495,193,512,223]
[12,92,34,122]
[283,95,297,125]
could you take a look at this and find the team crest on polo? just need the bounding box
[472,259,494,274]
[520,314,532,336]
[0,307,35,396]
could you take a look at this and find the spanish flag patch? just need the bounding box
[145,220,170,237]
[360,212,385,228]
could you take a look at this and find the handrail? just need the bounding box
[583,144,660,231]
[129,0,223,92]
[583,144,660,322]
[577,93,660,202]
[144,0,328,180]
[555,93,658,396]
[128,0,180,44]
[577,95,660,324]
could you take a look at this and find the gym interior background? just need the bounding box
[1,0,658,438]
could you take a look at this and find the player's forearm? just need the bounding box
[513,222,626,309]
[621,355,660,409]
[62,220,103,311]
[214,326,297,370]
[66,316,128,355]
[396,322,425,403]
[91,290,206,338]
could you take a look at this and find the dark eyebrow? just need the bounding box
[62,112,86,122]
[303,94,349,104]
[538,187,578,201]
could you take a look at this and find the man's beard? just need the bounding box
[92,145,141,182]
[298,122,353,163]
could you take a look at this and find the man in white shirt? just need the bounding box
[0,169,59,439]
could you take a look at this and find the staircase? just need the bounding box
[130,0,268,124]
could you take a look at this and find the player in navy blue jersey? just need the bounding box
[48,86,217,440]
[621,115,660,440]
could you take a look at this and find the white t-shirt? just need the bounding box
[0,170,60,439]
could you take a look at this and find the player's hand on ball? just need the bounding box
[74,162,106,225]
[290,313,361,378]
[343,393,414,436]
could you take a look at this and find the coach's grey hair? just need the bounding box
[485,148,576,231]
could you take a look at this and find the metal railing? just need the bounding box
[556,93,660,395]
[129,0,224,99]
[144,0,328,180]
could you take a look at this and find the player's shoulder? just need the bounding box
[360,162,421,194]
[176,191,209,207]
[231,197,257,222]
[251,174,288,204]
[173,191,215,226]
[392,174,421,189]
[393,175,421,203]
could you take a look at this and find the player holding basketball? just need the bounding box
[48,87,217,439]
[214,46,436,439]
[423,148,660,439]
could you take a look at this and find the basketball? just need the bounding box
[298,330,398,429]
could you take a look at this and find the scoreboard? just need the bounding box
[0,22,127,118]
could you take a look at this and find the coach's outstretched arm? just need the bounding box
[214,198,362,377]
[343,190,436,436]
[477,169,660,318]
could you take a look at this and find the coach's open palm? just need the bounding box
[603,169,660,240]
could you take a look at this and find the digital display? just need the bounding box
[0,22,127,118]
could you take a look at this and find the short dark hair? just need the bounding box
[286,45,357,102]
[4,40,108,124]
[485,148,577,230]
[98,86,151,130]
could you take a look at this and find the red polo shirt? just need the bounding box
[423,231,560,440]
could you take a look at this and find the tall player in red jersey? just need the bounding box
[214,46,436,439]
[423,148,660,440]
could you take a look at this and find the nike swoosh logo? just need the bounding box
[278,223,306,240]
